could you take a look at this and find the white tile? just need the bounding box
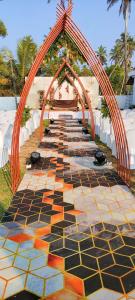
[88,288,122,300]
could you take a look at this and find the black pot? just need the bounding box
[95,150,106,164]
[45,127,51,135]
[30,152,41,164]
[50,119,54,124]
[82,127,89,134]
[78,119,82,124]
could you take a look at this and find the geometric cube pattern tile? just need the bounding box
[0,118,135,299]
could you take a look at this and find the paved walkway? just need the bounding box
[0,118,135,299]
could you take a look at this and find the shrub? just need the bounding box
[21,107,31,127]
[101,99,111,119]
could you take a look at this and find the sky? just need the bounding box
[0,0,135,64]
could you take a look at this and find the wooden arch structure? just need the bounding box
[40,59,95,140]
[50,72,86,122]
[11,0,130,192]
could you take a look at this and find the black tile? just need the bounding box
[42,233,61,242]
[123,236,135,247]
[83,247,108,257]
[102,273,124,293]
[115,246,135,256]
[97,231,117,240]
[104,223,118,232]
[98,254,114,270]
[6,291,39,300]
[81,253,98,270]
[103,264,131,277]
[50,238,64,252]
[85,273,102,296]
[67,233,89,241]
[65,253,81,270]
[113,253,133,268]
[94,238,110,250]
[52,248,76,258]
[68,266,96,279]
[122,270,135,293]
[109,236,124,250]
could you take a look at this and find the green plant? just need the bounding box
[43,119,50,128]
[21,107,31,127]
[101,99,111,119]
[0,20,7,38]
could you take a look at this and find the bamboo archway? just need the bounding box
[11,1,130,192]
[40,59,95,140]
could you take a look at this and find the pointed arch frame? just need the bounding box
[11,1,130,192]
[44,72,86,124]
[50,72,86,121]
[40,59,95,140]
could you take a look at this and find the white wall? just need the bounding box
[97,95,133,110]
[26,76,99,109]
[133,80,135,105]
[44,110,89,120]
[0,97,20,111]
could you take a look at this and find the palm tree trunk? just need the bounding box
[10,59,18,109]
[124,6,129,94]
[109,56,124,78]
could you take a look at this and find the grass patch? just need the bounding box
[43,119,50,128]
[0,168,12,219]
[0,119,50,219]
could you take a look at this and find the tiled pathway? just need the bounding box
[0,118,135,299]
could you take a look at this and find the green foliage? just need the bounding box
[96,45,107,65]
[21,107,31,127]
[110,33,135,69]
[0,19,7,37]
[0,167,12,219]
[43,119,50,128]
[106,65,125,94]
[40,32,91,77]
[101,99,111,119]
[107,0,133,19]
[17,35,37,82]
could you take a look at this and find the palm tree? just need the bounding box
[107,0,134,93]
[96,45,107,66]
[17,35,37,83]
[110,33,135,68]
[0,20,7,37]
[109,33,135,92]
[1,48,18,107]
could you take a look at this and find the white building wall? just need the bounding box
[26,76,99,109]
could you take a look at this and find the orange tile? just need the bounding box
[67,210,83,216]
[64,183,73,190]
[48,253,64,271]
[35,225,51,236]
[50,158,57,163]
[51,212,64,225]
[43,191,54,197]
[55,188,65,193]
[42,198,54,205]
[33,172,45,177]
[65,272,84,296]
[34,239,49,251]
[45,289,84,300]
[9,233,32,243]
[48,171,56,177]
[55,178,64,183]
[53,205,64,212]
